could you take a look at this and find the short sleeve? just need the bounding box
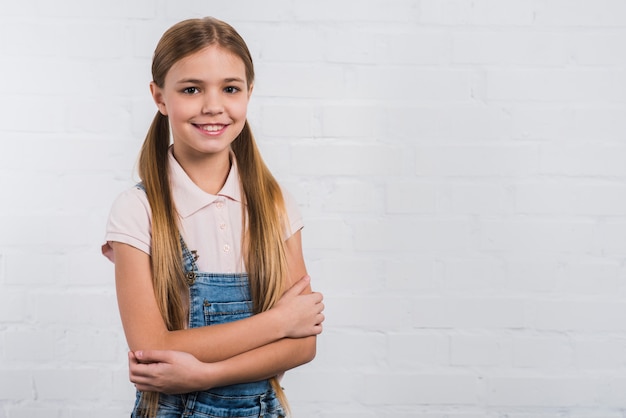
[101,186,152,262]
[281,186,304,240]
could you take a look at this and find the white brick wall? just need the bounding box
[1,0,625,416]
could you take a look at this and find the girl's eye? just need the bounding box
[182,87,200,94]
[224,86,240,94]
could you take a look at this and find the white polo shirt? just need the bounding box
[102,148,303,274]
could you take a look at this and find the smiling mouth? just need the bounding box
[196,124,226,132]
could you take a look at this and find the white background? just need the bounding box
[1,0,626,417]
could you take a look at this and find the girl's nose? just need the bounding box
[201,91,224,115]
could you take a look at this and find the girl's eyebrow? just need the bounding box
[175,77,245,85]
[176,78,204,85]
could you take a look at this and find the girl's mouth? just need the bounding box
[195,124,228,136]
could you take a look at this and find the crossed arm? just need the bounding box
[112,230,324,393]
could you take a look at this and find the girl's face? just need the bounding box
[151,45,252,162]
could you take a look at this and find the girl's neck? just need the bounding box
[172,146,232,195]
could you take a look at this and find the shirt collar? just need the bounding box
[168,147,243,218]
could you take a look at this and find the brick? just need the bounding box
[514,182,626,216]
[0,98,65,134]
[391,105,512,142]
[322,179,385,213]
[34,369,110,400]
[259,104,320,138]
[388,332,449,368]
[69,405,132,418]
[325,294,413,331]
[531,300,626,332]
[420,0,537,26]
[315,330,386,368]
[512,336,574,369]
[323,27,449,65]
[597,377,626,407]
[451,333,504,366]
[4,407,66,418]
[350,67,475,102]
[301,217,351,250]
[161,1,294,23]
[453,30,568,66]
[0,290,28,323]
[594,222,626,254]
[284,370,358,403]
[504,258,558,293]
[569,29,626,66]
[34,0,155,19]
[533,0,626,26]
[292,144,405,176]
[439,183,509,216]
[32,291,118,327]
[385,181,437,214]
[61,329,119,363]
[4,330,58,363]
[294,0,419,22]
[540,144,626,177]
[385,258,438,292]
[320,105,386,139]
[0,370,33,400]
[254,63,345,99]
[312,256,383,293]
[486,376,600,407]
[61,23,130,59]
[248,25,324,63]
[443,258,507,292]
[67,98,133,135]
[111,368,136,402]
[356,372,479,405]
[557,261,621,296]
[415,145,538,177]
[5,252,67,286]
[486,69,626,102]
[412,297,526,329]
[353,219,472,252]
[480,220,595,253]
[574,337,626,369]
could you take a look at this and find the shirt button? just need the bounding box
[223,244,230,253]
[216,202,224,209]
[220,223,226,230]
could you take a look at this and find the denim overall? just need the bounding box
[131,238,285,418]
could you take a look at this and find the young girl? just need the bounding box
[102,17,325,418]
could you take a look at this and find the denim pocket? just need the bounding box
[203,300,253,325]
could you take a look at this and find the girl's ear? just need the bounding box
[150,82,168,116]
[247,83,254,99]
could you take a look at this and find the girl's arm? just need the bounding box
[129,336,316,394]
[126,229,323,394]
[112,229,323,363]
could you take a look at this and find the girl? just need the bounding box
[102,17,325,418]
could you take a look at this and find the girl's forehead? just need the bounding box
[166,45,247,83]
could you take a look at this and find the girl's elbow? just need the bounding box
[301,336,317,364]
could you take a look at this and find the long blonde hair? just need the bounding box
[136,17,289,417]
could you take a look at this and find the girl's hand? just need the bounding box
[129,350,213,394]
[273,275,325,338]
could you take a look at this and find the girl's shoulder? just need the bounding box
[103,184,153,259]
[278,185,304,239]
[111,183,151,214]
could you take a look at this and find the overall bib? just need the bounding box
[131,238,286,418]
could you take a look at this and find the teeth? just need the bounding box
[201,124,224,132]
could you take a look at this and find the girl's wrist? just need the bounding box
[265,306,288,340]
[198,360,220,391]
